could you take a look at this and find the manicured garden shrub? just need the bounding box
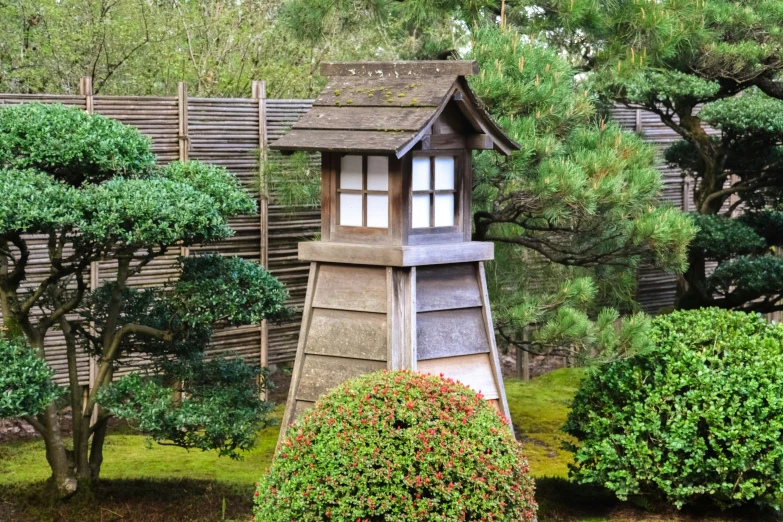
[565,308,783,509]
[255,370,537,522]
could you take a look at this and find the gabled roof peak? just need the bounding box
[272,61,520,157]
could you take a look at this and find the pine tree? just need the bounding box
[518,0,783,312]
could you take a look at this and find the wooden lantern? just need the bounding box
[272,61,520,440]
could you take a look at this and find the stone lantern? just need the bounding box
[272,61,520,438]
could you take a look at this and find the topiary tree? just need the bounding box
[565,308,783,509]
[255,370,537,522]
[0,103,290,497]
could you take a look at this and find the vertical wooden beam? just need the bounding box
[683,174,692,213]
[387,267,416,371]
[178,82,191,258]
[177,82,189,162]
[515,329,529,382]
[477,262,513,434]
[253,81,270,395]
[634,108,642,133]
[80,77,99,425]
[278,262,319,447]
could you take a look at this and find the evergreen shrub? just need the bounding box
[254,370,537,522]
[565,308,783,508]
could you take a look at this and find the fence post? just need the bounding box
[253,81,270,398]
[80,77,99,425]
[516,329,530,381]
[177,82,191,259]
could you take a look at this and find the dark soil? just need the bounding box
[0,479,254,522]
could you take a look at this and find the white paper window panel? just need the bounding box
[339,193,363,226]
[412,194,431,228]
[340,155,363,189]
[367,156,389,191]
[366,195,389,228]
[434,193,455,227]
[434,157,455,190]
[412,157,431,191]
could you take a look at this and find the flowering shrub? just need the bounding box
[565,308,783,509]
[254,370,536,522]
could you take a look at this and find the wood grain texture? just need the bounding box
[315,77,455,107]
[416,263,481,312]
[296,354,386,402]
[299,241,494,267]
[295,106,435,132]
[320,61,478,78]
[279,262,319,446]
[477,261,512,427]
[387,267,416,370]
[273,129,417,155]
[293,400,316,421]
[305,308,387,361]
[312,264,387,313]
[416,308,490,360]
[417,353,499,399]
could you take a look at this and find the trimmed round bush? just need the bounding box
[255,370,537,522]
[565,308,783,509]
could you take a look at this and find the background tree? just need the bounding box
[0,103,290,497]
[274,4,695,359]
[516,0,783,312]
[0,0,392,98]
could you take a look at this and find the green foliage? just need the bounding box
[98,355,274,459]
[0,168,80,234]
[468,25,693,354]
[259,151,321,210]
[690,214,766,261]
[706,256,783,304]
[255,371,537,522]
[0,337,59,419]
[700,89,783,137]
[565,308,783,509]
[520,0,783,312]
[0,103,155,185]
[171,255,292,328]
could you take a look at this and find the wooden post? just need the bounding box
[178,82,191,258]
[515,329,529,382]
[634,108,642,133]
[80,77,99,425]
[253,80,270,399]
[177,82,189,162]
[682,174,692,213]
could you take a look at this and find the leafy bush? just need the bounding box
[255,370,537,522]
[0,103,155,185]
[98,355,273,459]
[565,308,783,509]
[0,336,59,419]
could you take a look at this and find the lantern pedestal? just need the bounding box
[279,242,510,441]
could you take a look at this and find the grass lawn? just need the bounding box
[0,369,778,521]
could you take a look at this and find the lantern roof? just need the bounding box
[271,61,520,158]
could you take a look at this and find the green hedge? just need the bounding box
[565,308,783,508]
[255,370,537,521]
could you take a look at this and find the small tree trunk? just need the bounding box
[89,414,110,479]
[40,403,78,498]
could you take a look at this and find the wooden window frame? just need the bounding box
[336,155,390,229]
[409,151,462,235]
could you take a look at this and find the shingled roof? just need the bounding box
[271,61,519,157]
